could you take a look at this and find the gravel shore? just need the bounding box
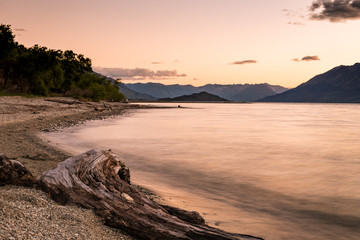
[0,186,133,240]
[0,96,145,240]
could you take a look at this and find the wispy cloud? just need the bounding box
[287,21,305,26]
[14,28,27,32]
[230,60,258,65]
[292,55,320,62]
[93,67,187,80]
[282,9,306,25]
[151,62,162,64]
[309,0,360,22]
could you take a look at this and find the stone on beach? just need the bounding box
[0,154,37,187]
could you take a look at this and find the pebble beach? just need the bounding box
[0,96,143,240]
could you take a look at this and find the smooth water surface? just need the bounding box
[44,103,360,240]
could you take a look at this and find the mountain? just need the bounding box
[124,83,197,99]
[118,83,156,101]
[268,85,290,94]
[197,84,249,100]
[159,91,229,102]
[197,84,288,101]
[260,63,360,103]
[125,83,288,102]
[230,84,278,102]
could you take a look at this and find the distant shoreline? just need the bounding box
[131,100,251,104]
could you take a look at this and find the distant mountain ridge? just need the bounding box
[260,63,360,103]
[125,83,288,102]
[118,83,156,101]
[159,91,229,102]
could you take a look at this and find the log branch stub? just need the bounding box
[160,204,205,225]
[39,149,263,240]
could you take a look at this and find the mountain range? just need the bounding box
[159,91,229,102]
[260,63,360,103]
[108,62,360,103]
[124,83,288,102]
[118,83,156,101]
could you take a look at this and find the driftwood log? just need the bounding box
[0,154,36,187]
[44,98,81,105]
[39,149,263,240]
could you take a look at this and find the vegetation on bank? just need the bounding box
[0,24,125,101]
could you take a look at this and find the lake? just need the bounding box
[43,103,360,240]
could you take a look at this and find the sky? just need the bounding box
[1,0,360,88]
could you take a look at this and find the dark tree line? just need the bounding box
[0,24,125,101]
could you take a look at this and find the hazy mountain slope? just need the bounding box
[268,85,289,94]
[159,91,229,102]
[126,83,289,102]
[231,84,276,102]
[125,83,198,98]
[118,83,156,100]
[260,63,360,103]
[197,84,249,100]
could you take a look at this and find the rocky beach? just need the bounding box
[0,96,143,240]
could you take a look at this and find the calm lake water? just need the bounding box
[43,103,360,240]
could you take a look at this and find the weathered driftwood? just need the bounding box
[39,149,263,240]
[44,98,81,105]
[0,154,37,187]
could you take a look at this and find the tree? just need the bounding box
[0,24,16,60]
[0,24,125,101]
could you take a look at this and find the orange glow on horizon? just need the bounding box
[1,0,360,88]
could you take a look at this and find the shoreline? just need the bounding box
[0,96,264,240]
[0,96,150,239]
[0,96,151,177]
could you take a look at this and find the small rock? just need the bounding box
[0,154,37,187]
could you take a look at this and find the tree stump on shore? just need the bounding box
[39,149,263,240]
[0,154,37,187]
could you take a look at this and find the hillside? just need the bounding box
[159,91,229,102]
[125,83,288,102]
[260,63,360,103]
[230,84,278,102]
[124,83,197,99]
[118,83,156,100]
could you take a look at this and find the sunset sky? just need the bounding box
[1,0,360,88]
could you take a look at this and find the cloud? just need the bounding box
[14,28,27,32]
[302,55,321,61]
[151,62,162,64]
[292,55,320,62]
[283,8,306,25]
[282,9,305,18]
[309,0,360,22]
[93,67,187,80]
[287,21,305,25]
[230,60,258,65]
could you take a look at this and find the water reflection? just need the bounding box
[44,103,360,240]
